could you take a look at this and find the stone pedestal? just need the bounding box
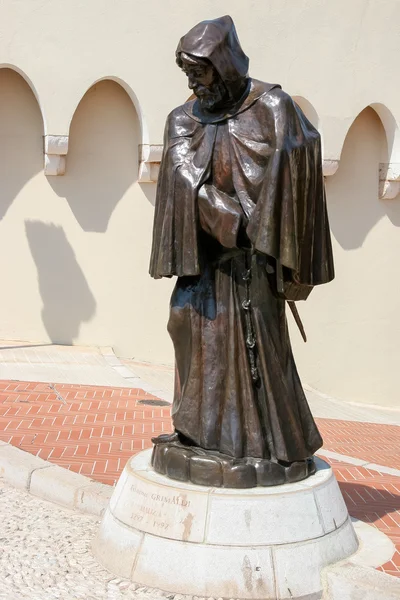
[93,449,359,600]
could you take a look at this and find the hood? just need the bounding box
[176,15,249,94]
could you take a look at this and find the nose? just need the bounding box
[188,74,196,89]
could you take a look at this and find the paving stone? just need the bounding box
[324,562,400,599]
[0,480,185,600]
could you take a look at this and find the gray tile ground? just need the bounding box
[0,342,135,388]
[0,481,177,600]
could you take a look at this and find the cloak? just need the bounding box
[149,17,334,291]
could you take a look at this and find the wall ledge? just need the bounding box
[129,146,399,202]
[137,149,341,184]
[322,159,340,177]
[138,144,163,183]
[44,135,69,176]
[379,163,400,199]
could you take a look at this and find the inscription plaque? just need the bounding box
[111,473,208,543]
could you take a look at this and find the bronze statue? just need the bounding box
[149,15,334,488]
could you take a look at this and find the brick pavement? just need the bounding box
[0,378,399,577]
[319,418,400,470]
[0,380,168,485]
[325,457,400,577]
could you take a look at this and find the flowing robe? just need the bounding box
[150,80,334,463]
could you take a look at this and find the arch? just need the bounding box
[338,102,400,165]
[369,102,400,163]
[0,68,44,219]
[326,107,399,249]
[67,76,148,146]
[0,63,46,132]
[48,78,140,232]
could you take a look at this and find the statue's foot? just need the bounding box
[151,431,179,445]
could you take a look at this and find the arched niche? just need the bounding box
[338,103,398,163]
[326,106,400,250]
[369,103,400,199]
[0,67,44,219]
[48,79,141,232]
[363,103,399,163]
[67,76,148,147]
[337,103,400,199]
[0,63,46,131]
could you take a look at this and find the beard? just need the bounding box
[193,80,228,111]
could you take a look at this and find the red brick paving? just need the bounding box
[0,379,399,577]
[317,418,400,471]
[323,457,400,577]
[0,380,170,485]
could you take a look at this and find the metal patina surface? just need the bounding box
[149,15,334,488]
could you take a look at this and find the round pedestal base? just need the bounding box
[93,449,359,600]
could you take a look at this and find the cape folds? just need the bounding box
[149,15,334,288]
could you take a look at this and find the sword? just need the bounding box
[287,301,307,343]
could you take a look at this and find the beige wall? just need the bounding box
[291,108,400,406]
[0,0,399,406]
[0,72,173,362]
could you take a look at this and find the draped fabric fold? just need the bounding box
[150,83,334,289]
[246,93,334,286]
[149,115,217,278]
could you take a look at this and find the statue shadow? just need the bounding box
[339,480,400,521]
[49,80,140,233]
[25,221,96,345]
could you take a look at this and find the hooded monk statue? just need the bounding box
[149,16,334,488]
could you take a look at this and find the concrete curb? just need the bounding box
[322,519,399,598]
[317,448,400,478]
[322,562,400,599]
[351,519,395,569]
[0,441,111,517]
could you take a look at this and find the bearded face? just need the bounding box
[179,53,228,111]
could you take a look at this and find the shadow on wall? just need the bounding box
[25,221,96,345]
[49,80,140,232]
[326,107,400,250]
[0,68,43,219]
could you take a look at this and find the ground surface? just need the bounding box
[0,481,171,600]
[0,340,399,592]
